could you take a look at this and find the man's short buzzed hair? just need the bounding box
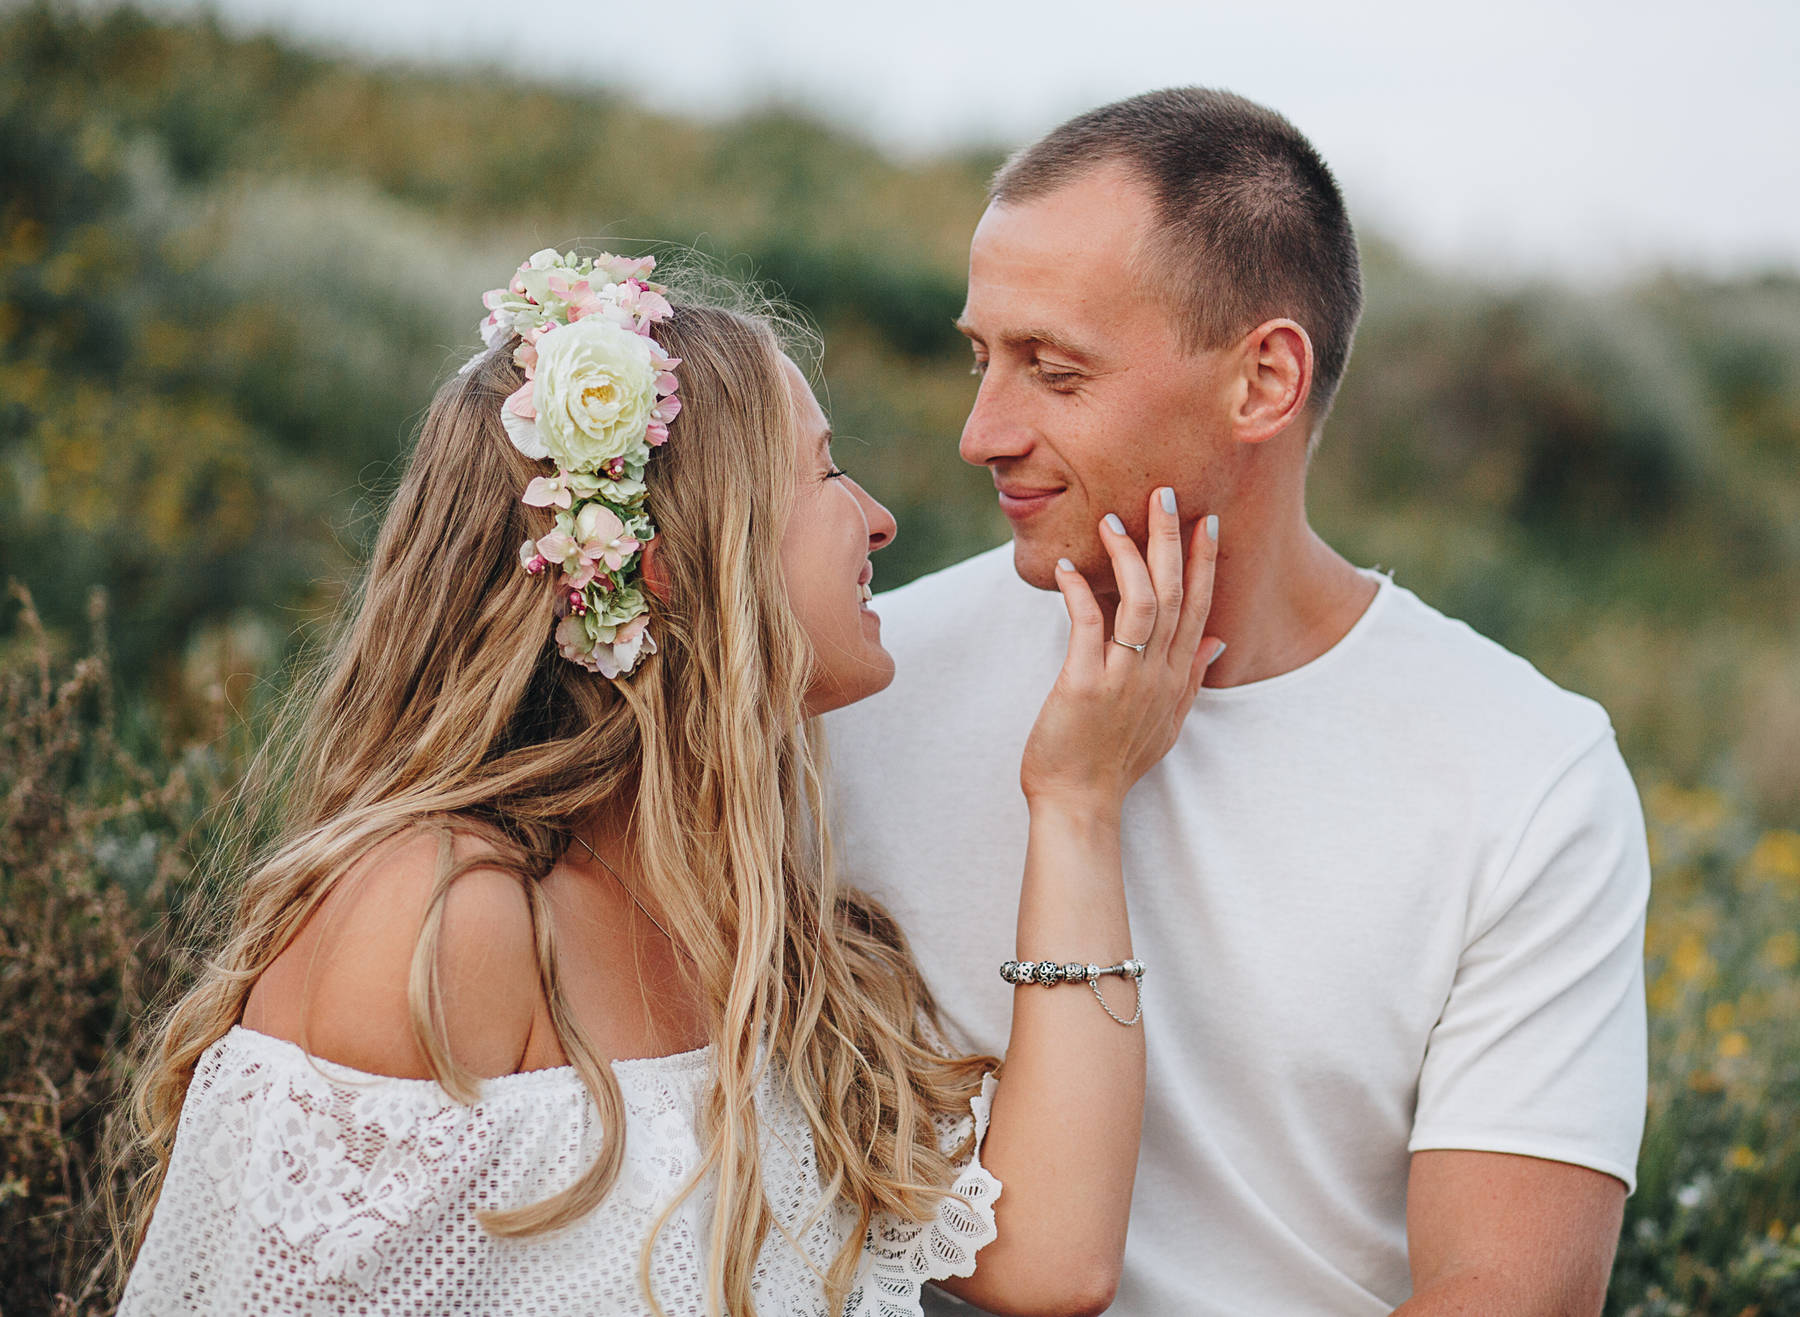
[992,87,1364,434]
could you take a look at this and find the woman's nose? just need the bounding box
[856,481,897,551]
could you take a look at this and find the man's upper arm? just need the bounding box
[1410,726,1649,1187]
[1399,727,1648,1313]
[1402,1149,1625,1315]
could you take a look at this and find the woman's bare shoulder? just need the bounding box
[241,824,543,1081]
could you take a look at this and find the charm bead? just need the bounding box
[1000,960,1020,984]
[1035,961,1062,985]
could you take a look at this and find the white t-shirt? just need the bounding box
[822,543,1649,1316]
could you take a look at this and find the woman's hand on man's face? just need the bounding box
[1020,486,1224,815]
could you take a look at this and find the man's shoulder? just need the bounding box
[1365,574,1615,763]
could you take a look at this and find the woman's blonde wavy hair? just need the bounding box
[117,290,996,1315]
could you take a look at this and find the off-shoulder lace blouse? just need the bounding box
[119,1027,1000,1316]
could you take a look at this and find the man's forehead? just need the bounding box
[976,162,1152,254]
[961,167,1155,336]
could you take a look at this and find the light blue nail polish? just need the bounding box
[1208,641,1227,664]
[1057,557,1075,572]
[1205,514,1219,542]
[1104,513,1125,535]
[1160,487,1176,515]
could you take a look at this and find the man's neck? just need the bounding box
[1201,516,1375,688]
[1094,481,1376,689]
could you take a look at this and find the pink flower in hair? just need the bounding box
[548,274,608,322]
[504,381,537,422]
[632,283,674,324]
[522,474,574,510]
[555,615,601,670]
[573,503,640,574]
[533,504,641,591]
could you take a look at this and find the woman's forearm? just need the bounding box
[937,492,1216,1313]
[937,795,1144,1315]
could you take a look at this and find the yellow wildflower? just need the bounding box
[1647,976,1679,1014]
[1765,930,1799,970]
[1717,1031,1749,1059]
[1749,829,1800,883]
[1728,1145,1759,1170]
[1671,932,1714,985]
[1649,783,1730,834]
[1705,1002,1735,1032]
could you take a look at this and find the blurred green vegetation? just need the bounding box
[2,4,1798,1312]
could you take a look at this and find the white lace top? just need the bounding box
[120,1027,1000,1316]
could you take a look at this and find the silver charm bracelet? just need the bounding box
[1000,958,1146,1027]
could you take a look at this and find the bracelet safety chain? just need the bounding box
[1000,957,1146,1027]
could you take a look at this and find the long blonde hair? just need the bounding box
[119,294,994,1314]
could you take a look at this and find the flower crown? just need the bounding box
[475,249,682,678]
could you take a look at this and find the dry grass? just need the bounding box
[0,585,228,1314]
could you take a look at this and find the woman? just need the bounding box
[116,251,1222,1315]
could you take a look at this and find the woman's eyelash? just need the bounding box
[825,467,849,480]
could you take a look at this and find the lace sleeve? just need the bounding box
[854,1073,1001,1317]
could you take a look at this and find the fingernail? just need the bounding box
[1104,513,1125,535]
[1205,514,1219,542]
[1159,486,1176,515]
[1208,641,1227,665]
[1057,557,1075,572]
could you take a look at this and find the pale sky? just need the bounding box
[140,0,1800,282]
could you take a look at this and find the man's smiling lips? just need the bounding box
[993,480,1064,520]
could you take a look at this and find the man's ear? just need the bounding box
[639,535,670,601]
[1232,319,1313,445]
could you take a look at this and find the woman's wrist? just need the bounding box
[1023,788,1125,831]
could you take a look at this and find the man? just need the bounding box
[824,88,1648,1315]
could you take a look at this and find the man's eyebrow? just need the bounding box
[953,317,1100,362]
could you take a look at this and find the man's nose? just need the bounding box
[958,372,1033,469]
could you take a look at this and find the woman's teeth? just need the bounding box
[859,581,873,604]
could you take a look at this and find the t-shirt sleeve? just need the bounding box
[1409,727,1650,1191]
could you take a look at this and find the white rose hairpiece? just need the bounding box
[473,249,681,678]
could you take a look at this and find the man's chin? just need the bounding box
[1010,540,1065,593]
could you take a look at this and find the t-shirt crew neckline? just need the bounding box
[1187,566,1393,704]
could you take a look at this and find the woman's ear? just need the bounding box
[639,535,670,601]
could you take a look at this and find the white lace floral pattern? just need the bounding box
[119,1028,999,1316]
